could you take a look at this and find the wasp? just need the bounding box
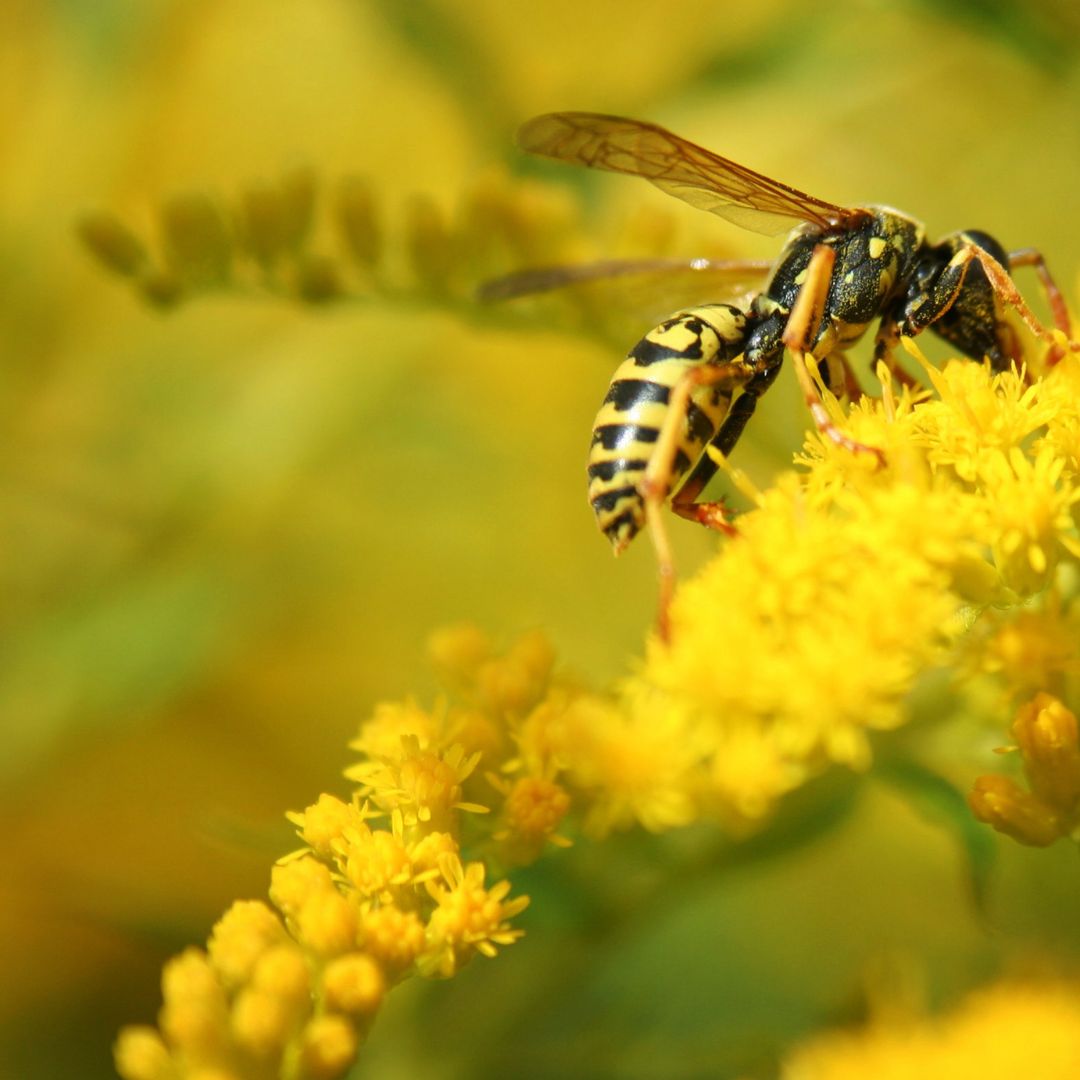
[484,112,1076,638]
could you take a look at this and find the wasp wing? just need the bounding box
[477,256,771,302]
[518,112,869,238]
[478,257,772,344]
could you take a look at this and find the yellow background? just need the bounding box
[4,2,1080,1077]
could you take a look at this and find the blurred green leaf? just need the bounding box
[876,759,997,915]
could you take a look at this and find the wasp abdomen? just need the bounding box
[587,304,748,553]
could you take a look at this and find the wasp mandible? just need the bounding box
[486,112,1076,637]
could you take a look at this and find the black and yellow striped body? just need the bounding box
[588,303,749,552]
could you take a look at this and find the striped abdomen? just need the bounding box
[588,304,749,553]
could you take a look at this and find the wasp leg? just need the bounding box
[873,316,924,390]
[824,351,865,401]
[1008,248,1073,365]
[1008,249,1072,337]
[668,346,864,543]
[669,381,769,535]
[782,244,886,465]
[639,362,748,642]
[962,245,1079,359]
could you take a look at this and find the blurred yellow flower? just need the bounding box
[782,979,1080,1080]
[13,4,1080,1080]
[970,692,1080,846]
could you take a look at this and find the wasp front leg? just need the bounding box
[782,243,885,464]
[1008,248,1073,347]
[962,244,1077,365]
[902,240,1078,371]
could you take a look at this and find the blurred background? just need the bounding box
[4,1,1080,1077]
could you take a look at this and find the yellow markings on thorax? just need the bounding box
[868,236,887,259]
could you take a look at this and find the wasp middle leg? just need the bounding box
[873,315,928,390]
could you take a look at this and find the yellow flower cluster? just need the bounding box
[781,978,1080,1079]
[113,625,583,1080]
[116,348,1080,1077]
[631,348,1080,830]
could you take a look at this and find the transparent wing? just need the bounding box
[518,112,869,237]
[477,256,770,303]
[477,257,772,342]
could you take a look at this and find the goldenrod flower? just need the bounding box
[970,692,1080,845]
[345,734,486,833]
[321,953,385,1018]
[559,687,703,835]
[359,905,426,977]
[117,627,542,1080]
[628,353,1080,829]
[79,166,595,315]
[491,773,573,861]
[782,979,1080,1079]
[298,1015,358,1080]
[421,855,530,978]
[117,350,1080,1079]
[207,900,289,989]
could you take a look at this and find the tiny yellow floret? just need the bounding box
[295,887,359,958]
[230,986,293,1058]
[113,1026,170,1080]
[208,900,287,989]
[298,1014,359,1080]
[360,905,427,976]
[322,952,386,1016]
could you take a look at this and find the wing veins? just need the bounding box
[519,112,868,237]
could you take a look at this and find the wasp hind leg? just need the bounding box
[783,244,886,465]
[669,387,759,530]
[638,362,748,642]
